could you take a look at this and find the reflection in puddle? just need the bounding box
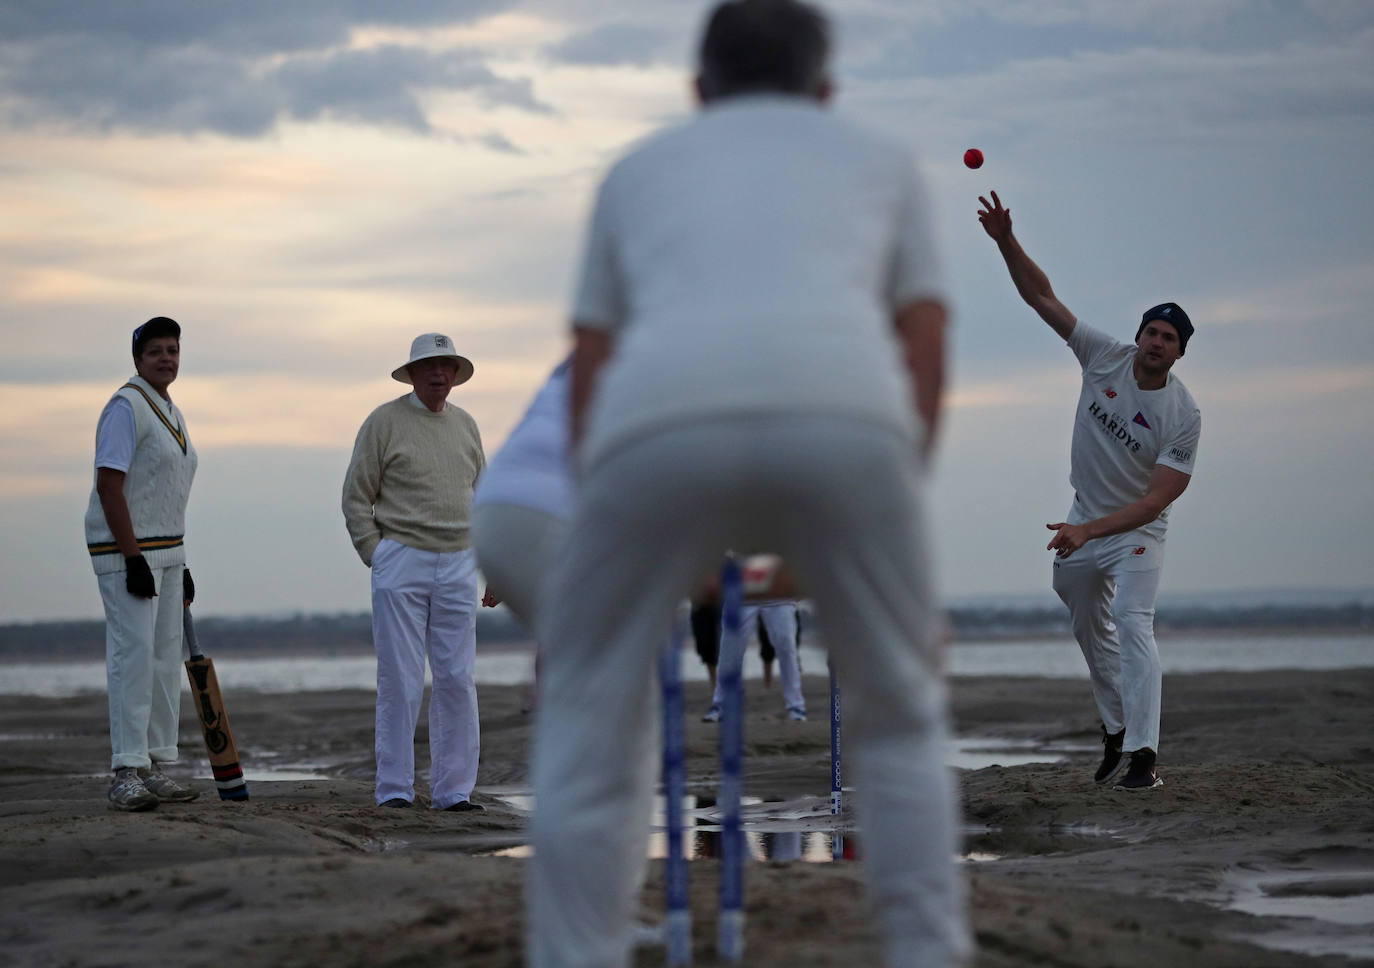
[949,737,1084,770]
[1224,869,1374,961]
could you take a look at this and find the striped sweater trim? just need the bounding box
[87,534,185,557]
[121,383,188,454]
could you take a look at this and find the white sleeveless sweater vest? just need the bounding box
[84,374,198,575]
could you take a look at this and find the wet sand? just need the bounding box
[2,666,1372,966]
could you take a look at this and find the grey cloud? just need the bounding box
[0,0,544,137]
[546,23,682,68]
[276,45,550,133]
[0,1,512,54]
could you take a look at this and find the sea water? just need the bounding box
[0,633,1369,697]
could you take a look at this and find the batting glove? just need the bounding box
[125,555,157,599]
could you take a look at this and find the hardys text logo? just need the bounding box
[1086,401,1145,453]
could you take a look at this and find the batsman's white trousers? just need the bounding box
[528,416,968,968]
[711,601,806,713]
[1051,528,1165,754]
[472,502,567,633]
[98,564,184,771]
[370,539,480,809]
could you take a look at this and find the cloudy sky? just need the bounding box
[3,0,1371,623]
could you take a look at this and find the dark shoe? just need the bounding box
[1114,749,1163,791]
[1094,725,1127,784]
[381,797,411,808]
[444,800,485,812]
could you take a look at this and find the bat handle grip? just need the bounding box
[183,605,205,661]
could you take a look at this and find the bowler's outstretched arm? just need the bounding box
[978,191,1077,341]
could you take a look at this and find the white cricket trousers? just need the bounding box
[472,502,567,633]
[528,416,969,968]
[98,564,185,771]
[1051,528,1166,754]
[370,539,480,809]
[711,601,806,713]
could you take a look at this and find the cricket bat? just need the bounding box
[183,606,249,801]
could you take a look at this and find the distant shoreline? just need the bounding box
[2,623,1369,665]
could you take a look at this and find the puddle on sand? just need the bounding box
[180,733,1077,788]
[949,737,1085,770]
[480,830,1003,865]
[1223,869,1374,962]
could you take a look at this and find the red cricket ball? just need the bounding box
[963,148,984,169]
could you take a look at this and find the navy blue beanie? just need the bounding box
[1136,303,1193,355]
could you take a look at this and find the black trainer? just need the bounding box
[1094,725,1127,784]
[1114,748,1163,791]
[381,797,411,808]
[445,800,485,812]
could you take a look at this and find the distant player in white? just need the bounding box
[703,561,807,722]
[527,2,966,965]
[978,191,1201,792]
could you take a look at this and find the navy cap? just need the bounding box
[132,316,181,357]
[1136,303,1193,355]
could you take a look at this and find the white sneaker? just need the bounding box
[108,768,158,811]
[787,707,807,722]
[139,764,200,803]
[701,704,722,723]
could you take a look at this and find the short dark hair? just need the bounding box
[132,316,181,358]
[697,0,831,101]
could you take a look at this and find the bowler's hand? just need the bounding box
[977,191,1012,243]
[1046,522,1091,559]
[481,587,500,608]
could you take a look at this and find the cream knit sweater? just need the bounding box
[342,394,485,566]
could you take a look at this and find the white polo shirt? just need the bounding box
[571,94,945,468]
[1065,323,1201,540]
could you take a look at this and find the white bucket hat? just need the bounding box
[391,333,474,386]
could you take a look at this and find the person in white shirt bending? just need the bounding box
[526,2,966,965]
[978,190,1202,793]
[342,333,487,812]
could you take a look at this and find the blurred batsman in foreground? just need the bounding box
[526,1,968,965]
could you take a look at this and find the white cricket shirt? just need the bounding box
[1065,323,1201,540]
[571,94,945,468]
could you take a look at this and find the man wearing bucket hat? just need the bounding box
[342,333,487,811]
[978,190,1201,793]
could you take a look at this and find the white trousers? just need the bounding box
[1051,528,1165,754]
[472,502,567,634]
[711,601,806,713]
[98,564,185,770]
[528,416,968,968]
[370,539,480,808]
